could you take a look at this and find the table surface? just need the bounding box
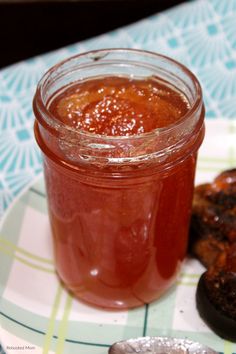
[0,0,236,353]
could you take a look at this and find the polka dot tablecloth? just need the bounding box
[0,1,236,353]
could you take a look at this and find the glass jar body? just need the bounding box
[42,151,198,308]
[33,49,205,309]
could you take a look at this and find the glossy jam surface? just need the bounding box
[40,76,198,309]
[49,76,189,136]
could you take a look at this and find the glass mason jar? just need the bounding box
[33,49,205,309]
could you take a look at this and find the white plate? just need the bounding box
[1,120,236,354]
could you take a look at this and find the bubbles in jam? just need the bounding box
[49,76,190,136]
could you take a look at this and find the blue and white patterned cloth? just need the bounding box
[0,0,236,217]
[0,1,236,353]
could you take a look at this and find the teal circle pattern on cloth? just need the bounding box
[0,0,236,216]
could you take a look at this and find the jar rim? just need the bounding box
[34,48,203,142]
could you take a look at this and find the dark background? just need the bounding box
[0,0,184,69]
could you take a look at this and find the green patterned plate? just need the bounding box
[0,120,236,354]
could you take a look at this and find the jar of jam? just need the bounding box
[33,49,205,309]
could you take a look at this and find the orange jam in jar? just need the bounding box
[33,49,205,309]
